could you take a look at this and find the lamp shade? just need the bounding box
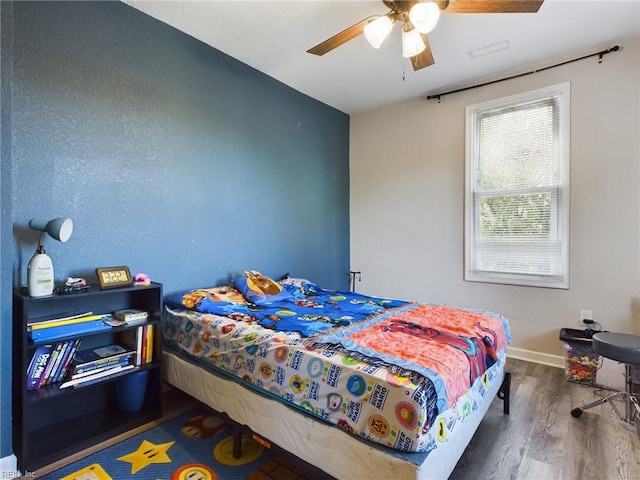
[409,2,441,34]
[402,27,426,58]
[29,217,73,242]
[364,15,394,49]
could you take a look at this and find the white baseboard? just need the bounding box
[0,454,17,475]
[506,346,564,369]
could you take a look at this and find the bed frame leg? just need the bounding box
[233,424,242,458]
[497,371,511,414]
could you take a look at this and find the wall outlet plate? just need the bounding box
[579,309,593,325]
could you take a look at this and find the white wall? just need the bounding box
[350,35,639,364]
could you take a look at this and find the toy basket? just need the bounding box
[559,328,600,385]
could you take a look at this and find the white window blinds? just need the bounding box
[465,83,570,288]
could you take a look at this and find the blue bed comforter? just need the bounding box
[165,280,409,337]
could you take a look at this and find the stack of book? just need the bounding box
[59,344,136,389]
[120,324,155,366]
[27,311,110,342]
[26,339,81,390]
[113,308,148,325]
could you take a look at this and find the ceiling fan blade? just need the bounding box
[443,0,544,13]
[307,16,376,56]
[411,34,435,71]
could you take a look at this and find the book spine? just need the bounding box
[141,325,148,366]
[124,317,147,326]
[51,340,72,383]
[72,357,133,378]
[73,352,134,375]
[45,341,68,385]
[119,327,144,366]
[26,345,53,390]
[40,342,65,387]
[114,310,148,322]
[136,326,143,366]
[38,342,63,388]
[146,324,154,364]
[38,342,64,388]
[61,364,134,389]
[54,339,81,383]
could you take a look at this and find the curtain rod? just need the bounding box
[426,45,620,101]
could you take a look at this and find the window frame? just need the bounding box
[464,82,571,289]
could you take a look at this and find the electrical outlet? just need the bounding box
[579,309,593,326]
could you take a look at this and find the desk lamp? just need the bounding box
[28,217,73,297]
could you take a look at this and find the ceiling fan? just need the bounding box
[307,0,544,71]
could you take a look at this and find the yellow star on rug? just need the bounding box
[117,439,175,474]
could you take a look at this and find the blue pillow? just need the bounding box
[165,285,247,310]
[233,273,293,305]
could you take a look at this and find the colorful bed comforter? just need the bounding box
[163,278,511,453]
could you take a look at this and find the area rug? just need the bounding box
[39,408,314,480]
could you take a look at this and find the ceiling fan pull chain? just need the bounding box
[401,41,406,81]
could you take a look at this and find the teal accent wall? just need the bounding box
[0,1,350,459]
[1,0,15,464]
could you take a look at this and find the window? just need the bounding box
[465,83,570,288]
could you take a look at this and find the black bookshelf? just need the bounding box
[12,282,163,472]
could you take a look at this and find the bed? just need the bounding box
[162,274,512,479]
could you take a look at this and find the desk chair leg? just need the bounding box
[623,364,636,422]
[571,332,640,437]
[572,365,640,434]
[630,394,640,436]
[571,390,626,418]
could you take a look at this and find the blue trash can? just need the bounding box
[116,370,148,412]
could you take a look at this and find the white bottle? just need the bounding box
[28,246,54,297]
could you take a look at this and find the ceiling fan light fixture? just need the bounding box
[364,15,394,49]
[402,26,426,58]
[409,2,441,34]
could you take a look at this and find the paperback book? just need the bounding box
[25,339,82,389]
[120,324,154,366]
[60,364,134,389]
[26,345,53,390]
[72,344,135,375]
[113,308,148,324]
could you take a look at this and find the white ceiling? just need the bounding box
[123,0,639,114]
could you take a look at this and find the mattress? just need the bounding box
[162,347,506,480]
[163,303,508,453]
[161,275,511,477]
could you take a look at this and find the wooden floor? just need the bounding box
[37,359,639,479]
[450,358,640,480]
